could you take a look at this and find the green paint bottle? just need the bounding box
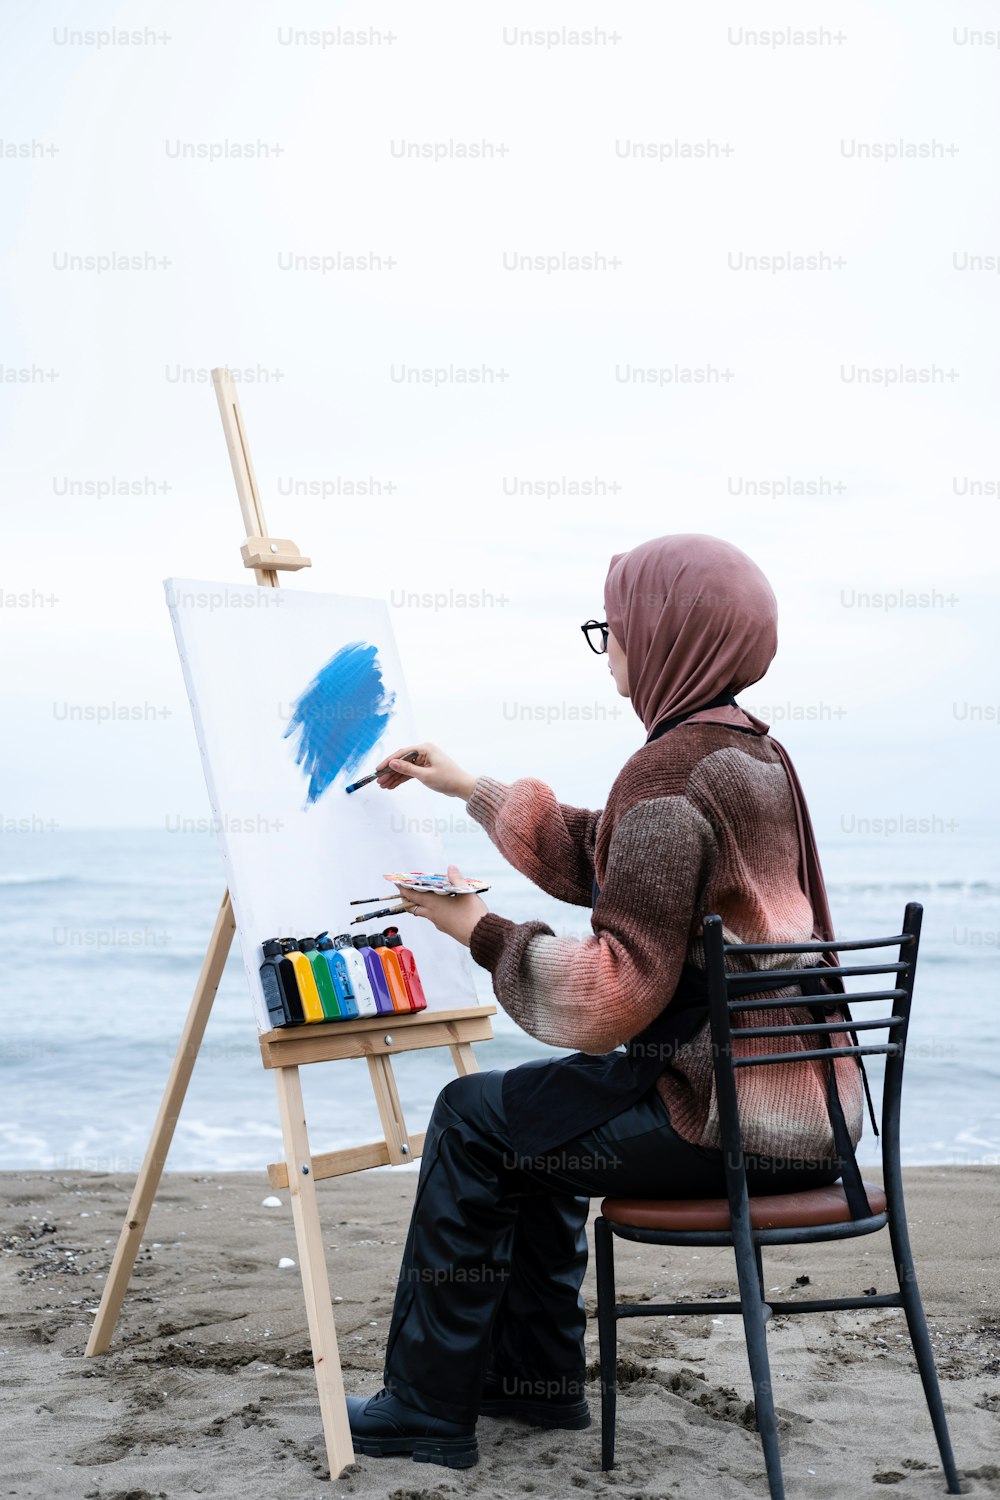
[305,933,344,1020]
[299,935,340,1022]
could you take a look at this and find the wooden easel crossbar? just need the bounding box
[84,368,496,1480]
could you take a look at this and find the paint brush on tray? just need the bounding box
[345,748,421,794]
[348,875,489,923]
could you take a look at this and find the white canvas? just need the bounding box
[165,577,481,1032]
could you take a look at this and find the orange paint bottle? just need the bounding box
[368,931,412,1012]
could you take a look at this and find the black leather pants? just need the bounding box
[381,1064,840,1424]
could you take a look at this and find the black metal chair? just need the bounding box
[594,903,961,1498]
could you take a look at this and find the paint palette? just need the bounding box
[384,871,491,895]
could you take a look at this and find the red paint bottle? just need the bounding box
[381,926,427,1012]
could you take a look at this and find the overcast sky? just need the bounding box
[1,0,997,844]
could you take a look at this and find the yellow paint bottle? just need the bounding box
[280,938,325,1023]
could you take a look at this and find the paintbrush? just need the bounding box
[345,748,421,794]
[350,903,407,924]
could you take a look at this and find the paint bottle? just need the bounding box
[368,930,412,1013]
[260,938,295,1028]
[381,926,428,1012]
[266,938,305,1024]
[280,938,324,1024]
[317,932,359,1018]
[302,935,342,1021]
[351,934,395,1014]
[331,934,378,1017]
[314,932,350,1019]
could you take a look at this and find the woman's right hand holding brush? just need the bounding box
[374,742,478,801]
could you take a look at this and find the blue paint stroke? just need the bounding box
[284,641,395,804]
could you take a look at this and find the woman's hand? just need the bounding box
[375,742,477,800]
[393,864,488,947]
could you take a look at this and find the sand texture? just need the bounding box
[1,1165,998,1498]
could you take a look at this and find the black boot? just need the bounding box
[347,1387,479,1469]
[479,1369,591,1429]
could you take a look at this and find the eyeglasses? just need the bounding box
[581,618,609,655]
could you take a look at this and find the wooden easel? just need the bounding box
[85,368,496,1479]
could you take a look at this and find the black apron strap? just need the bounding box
[825,1060,873,1219]
[799,971,873,1220]
[815,952,879,1140]
[855,1030,880,1139]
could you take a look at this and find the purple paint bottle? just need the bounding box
[352,933,395,1014]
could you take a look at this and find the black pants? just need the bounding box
[381,1064,840,1423]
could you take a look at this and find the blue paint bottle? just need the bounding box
[352,933,395,1014]
[316,932,356,1018]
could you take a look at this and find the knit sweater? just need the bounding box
[466,724,863,1162]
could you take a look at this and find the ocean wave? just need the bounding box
[0,873,79,888]
[827,879,1000,895]
[42,949,224,970]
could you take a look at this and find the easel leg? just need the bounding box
[273,1065,354,1480]
[85,889,236,1356]
[367,1053,413,1164]
[449,1041,479,1076]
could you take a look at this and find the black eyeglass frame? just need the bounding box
[581,618,609,655]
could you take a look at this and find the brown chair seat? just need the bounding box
[601,1180,887,1233]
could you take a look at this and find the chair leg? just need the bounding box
[754,1241,765,1299]
[594,1216,618,1471]
[733,1228,785,1500]
[887,1202,962,1493]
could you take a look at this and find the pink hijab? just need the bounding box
[604,533,835,943]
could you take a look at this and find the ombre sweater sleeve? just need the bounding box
[464,774,602,907]
[468,794,717,1053]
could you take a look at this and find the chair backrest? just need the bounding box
[701,902,922,1217]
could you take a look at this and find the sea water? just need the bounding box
[0,825,997,1173]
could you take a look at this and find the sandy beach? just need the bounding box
[0,1165,997,1499]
